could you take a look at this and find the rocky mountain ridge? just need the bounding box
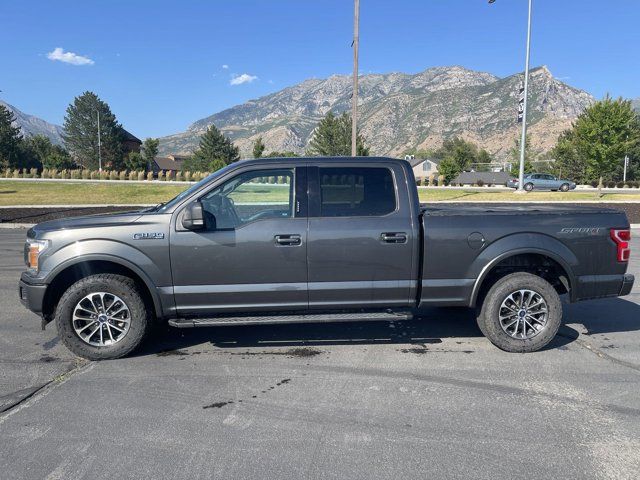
[159,65,595,160]
[0,100,64,145]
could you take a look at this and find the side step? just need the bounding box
[168,311,413,328]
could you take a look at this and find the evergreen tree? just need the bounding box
[43,147,75,170]
[307,112,369,156]
[62,91,124,170]
[125,152,147,171]
[0,105,23,169]
[264,150,300,158]
[141,138,159,170]
[192,124,239,169]
[181,155,209,173]
[252,137,265,158]
[22,135,53,167]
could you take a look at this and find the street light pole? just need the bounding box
[490,0,533,193]
[351,0,360,157]
[96,109,102,172]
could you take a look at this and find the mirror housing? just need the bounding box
[181,201,205,230]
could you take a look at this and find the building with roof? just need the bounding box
[152,154,189,174]
[405,156,441,181]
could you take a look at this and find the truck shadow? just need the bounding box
[137,297,640,356]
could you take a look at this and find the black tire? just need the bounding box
[560,183,570,192]
[55,274,151,360]
[524,182,534,192]
[477,272,562,353]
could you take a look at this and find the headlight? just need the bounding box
[24,239,50,273]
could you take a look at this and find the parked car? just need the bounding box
[19,157,633,359]
[507,173,576,191]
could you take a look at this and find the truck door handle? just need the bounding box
[380,232,407,244]
[274,234,302,246]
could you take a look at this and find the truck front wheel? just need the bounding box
[477,272,562,353]
[55,274,151,360]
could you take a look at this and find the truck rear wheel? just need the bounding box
[477,272,562,353]
[55,274,150,360]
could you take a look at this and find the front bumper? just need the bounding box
[19,275,47,314]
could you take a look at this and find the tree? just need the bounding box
[43,147,76,170]
[264,150,300,158]
[555,96,640,182]
[0,104,23,169]
[62,91,124,170]
[550,130,587,183]
[252,137,265,158]
[192,124,239,170]
[125,151,147,171]
[141,138,159,170]
[22,135,53,167]
[307,112,369,156]
[432,137,481,181]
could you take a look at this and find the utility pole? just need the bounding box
[96,109,102,172]
[624,155,629,183]
[490,0,533,193]
[351,0,360,157]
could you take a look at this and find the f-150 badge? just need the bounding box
[133,232,165,240]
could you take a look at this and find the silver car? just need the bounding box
[507,173,576,192]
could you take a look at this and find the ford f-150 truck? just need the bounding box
[19,157,634,359]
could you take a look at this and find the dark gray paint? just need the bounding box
[19,157,634,325]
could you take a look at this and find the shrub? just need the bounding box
[167,171,175,181]
[589,180,599,188]
[438,175,445,186]
[476,179,485,187]
[175,171,183,182]
[90,170,98,180]
[71,169,81,179]
[119,170,127,181]
[81,169,90,180]
[157,171,165,181]
[146,171,153,181]
[183,171,191,182]
[109,170,117,181]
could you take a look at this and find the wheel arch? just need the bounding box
[42,255,163,320]
[469,234,578,307]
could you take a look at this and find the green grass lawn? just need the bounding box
[1,180,639,206]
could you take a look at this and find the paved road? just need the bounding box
[1,229,639,479]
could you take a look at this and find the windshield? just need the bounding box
[155,163,236,213]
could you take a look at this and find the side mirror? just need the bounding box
[181,201,205,230]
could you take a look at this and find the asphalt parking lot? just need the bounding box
[1,229,639,479]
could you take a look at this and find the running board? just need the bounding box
[168,311,413,328]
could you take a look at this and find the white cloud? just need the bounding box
[222,64,229,69]
[47,47,94,66]
[230,73,258,86]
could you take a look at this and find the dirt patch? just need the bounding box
[156,349,189,357]
[203,401,234,409]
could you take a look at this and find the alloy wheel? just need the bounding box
[72,292,131,346]
[498,289,548,339]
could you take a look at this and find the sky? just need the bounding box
[1,0,639,139]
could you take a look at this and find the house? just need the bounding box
[152,154,189,174]
[120,129,142,155]
[405,156,441,181]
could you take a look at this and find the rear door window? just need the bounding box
[318,167,396,217]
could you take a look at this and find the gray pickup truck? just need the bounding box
[19,157,634,359]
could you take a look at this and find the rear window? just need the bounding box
[319,167,396,217]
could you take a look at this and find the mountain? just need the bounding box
[159,65,594,160]
[0,100,64,145]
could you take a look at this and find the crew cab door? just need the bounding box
[170,166,308,315]
[306,163,417,309]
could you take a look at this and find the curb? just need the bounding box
[0,223,35,229]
